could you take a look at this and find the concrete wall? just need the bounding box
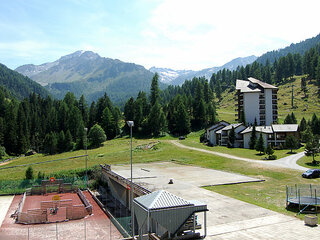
[244,92,259,125]
[265,89,273,125]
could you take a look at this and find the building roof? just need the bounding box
[134,190,192,210]
[207,121,229,132]
[236,78,278,93]
[220,123,244,131]
[248,77,278,89]
[240,126,273,134]
[272,124,299,132]
[236,79,261,93]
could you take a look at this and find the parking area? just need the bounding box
[112,162,320,239]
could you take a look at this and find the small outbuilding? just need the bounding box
[134,190,208,239]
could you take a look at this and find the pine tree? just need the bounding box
[249,124,257,149]
[255,133,265,154]
[88,101,97,129]
[57,131,66,153]
[78,94,89,126]
[175,99,191,135]
[150,73,160,106]
[43,132,58,155]
[228,126,236,148]
[299,117,307,132]
[285,135,299,153]
[291,112,297,124]
[65,130,74,151]
[265,144,274,159]
[147,101,166,136]
[101,107,116,139]
[305,135,320,165]
[284,114,293,124]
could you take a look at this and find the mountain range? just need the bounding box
[16,51,156,103]
[150,55,257,85]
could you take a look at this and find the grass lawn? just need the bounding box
[182,130,304,160]
[297,155,320,169]
[0,134,318,221]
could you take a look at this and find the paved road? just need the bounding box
[170,140,308,171]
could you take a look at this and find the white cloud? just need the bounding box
[135,0,320,70]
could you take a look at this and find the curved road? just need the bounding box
[170,140,308,171]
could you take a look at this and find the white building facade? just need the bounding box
[235,77,278,126]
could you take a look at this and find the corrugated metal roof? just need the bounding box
[272,124,299,132]
[240,126,273,134]
[135,190,192,210]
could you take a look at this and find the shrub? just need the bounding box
[268,155,277,160]
[25,166,34,180]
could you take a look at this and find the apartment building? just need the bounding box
[235,77,278,126]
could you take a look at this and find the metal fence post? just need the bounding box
[56,222,58,240]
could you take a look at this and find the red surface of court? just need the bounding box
[22,192,83,212]
[0,191,123,240]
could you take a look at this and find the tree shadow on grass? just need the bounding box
[286,151,297,154]
[306,162,320,167]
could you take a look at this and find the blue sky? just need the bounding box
[0,0,319,70]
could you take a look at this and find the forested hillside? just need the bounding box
[0,64,49,100]
[256,33,320,65]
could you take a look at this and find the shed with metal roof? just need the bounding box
[133,190,208,239]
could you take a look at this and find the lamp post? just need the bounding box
[84,127,88,189]
[126,121,134,239]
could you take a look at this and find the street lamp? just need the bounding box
[126,121,134,239]
[84,127,88,189]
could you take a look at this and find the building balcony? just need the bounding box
[273,110,278,115]
[260,110,265,114]
[273,116,278,120]
[272,105,278,109]
[272,90,278,94]
[272,100,277,104]
[260,117,266,120]
[235,113,239,117]
[272,95,277,100]
[259,105,265,110]
[259,101,265,104]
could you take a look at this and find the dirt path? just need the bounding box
[169,140,307,171]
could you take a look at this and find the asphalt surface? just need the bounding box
[170,140,308,171]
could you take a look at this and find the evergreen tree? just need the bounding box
[101,107,116,139]
[0,117,5,146]
[147,101,166,136]
[265,144,275,159]
[43,132,58,155]
[88,101,96,129]
[78,94,89,126]
[291,112,297,124]
[299,117,307,132]
[285,135,299,153]
[284,114,293,124]
[255,133,265,154]
[305,135,320,165]
[57,131,66,153]
[88,124,106,148]
[0,145,5,159]
[310,113,320,135]
[301,126,313,143]
[25,166,34,180]
[150,73,160,106]
[249,124,257,149]
[175,98,191,135]
[228,126,236,148]
[65,130,74,151]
